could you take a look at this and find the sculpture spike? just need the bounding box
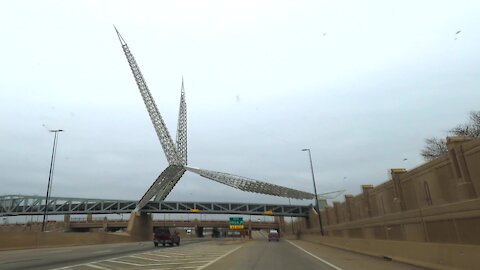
[115,29,182,165]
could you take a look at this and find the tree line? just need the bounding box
[421,111,480,161]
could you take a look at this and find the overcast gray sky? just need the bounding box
[1,1,480,206]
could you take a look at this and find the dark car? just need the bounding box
[154,227,180,247]
[268,230,279,242]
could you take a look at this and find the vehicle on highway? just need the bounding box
[268,230,279,242]
[154,227,180,247]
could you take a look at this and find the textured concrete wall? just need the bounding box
[315,137,480,247]
[0,231,133,251]
[299,233,480,270]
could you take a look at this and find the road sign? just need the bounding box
[263,210,273,215]
[229,217,244,230]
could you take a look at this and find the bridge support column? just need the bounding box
[274,216,285,234]
[307,207,320,229]
[127,211,153,241]
[248,220,252,239]
[64,214,70,229]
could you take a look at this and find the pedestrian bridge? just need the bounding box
[0,195,312,217]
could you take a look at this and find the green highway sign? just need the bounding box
[229,217,244,229]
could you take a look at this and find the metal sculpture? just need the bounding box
[115,28,327,212]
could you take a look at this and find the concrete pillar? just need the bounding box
[274,216,286,233]
[307,207,319,228]
[248,220,252,239]
[63,214,70,228]
[87,213,93,222]
[344,194,353,222]
[391,168,407,211]
[102,217,108,231]
[361,185,374,218]
[333,202,342,224]
[447,136,477,200]
[324,207,331,225]
[126,211,153,241]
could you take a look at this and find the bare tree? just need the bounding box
[421,137,448,161]
[421,111,480,161]
[450,111,480,138]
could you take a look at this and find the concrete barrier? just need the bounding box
[300,233,480,270]
[0,231,134,251]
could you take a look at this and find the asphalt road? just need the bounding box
[204,238,339,270]
[0,239,206,270]
[204,231,424,270]
[0,235,425,270]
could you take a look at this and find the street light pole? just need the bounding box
[301,148,324,236]
[42,129,63,232]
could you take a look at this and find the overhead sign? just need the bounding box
[229,217,244,230]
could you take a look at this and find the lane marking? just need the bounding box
[92,250,112,254]
[197,245,244,270]
[142,267,197,270]
[48,249,73,254]
[105,259,140,266]
[84,263,111,270]
[287,240,343,270]
[107,258,210,267]
[131,254,223,262]
[52,241,237,270]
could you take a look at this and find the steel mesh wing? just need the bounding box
[317,189,346,199]
[136,165,186,211]
[185,166,315,200]
[115,27,182,165]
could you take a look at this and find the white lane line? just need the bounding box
[142,267,198,270]
[197,245,244,270]
[106,259,141,266]
[92,250,112,254]
[108,258,210,267]
[84,263,112,270]
[48,249,73,254]
[287,240,343,270]
[131,254,223,262]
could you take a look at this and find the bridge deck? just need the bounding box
[0,195,312,217]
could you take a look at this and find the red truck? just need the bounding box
[153,227,180,247]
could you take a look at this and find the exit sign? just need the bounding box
[229,217,244,230]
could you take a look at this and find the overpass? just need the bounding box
[0,195,312,217]
[68,219,280,231]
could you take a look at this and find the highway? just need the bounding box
[0,239,206,270]
[0,234,425,270]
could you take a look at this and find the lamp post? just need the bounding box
[301,148,324,236]
[42,129,64,232]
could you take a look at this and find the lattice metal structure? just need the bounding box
[0,195,310,217]
[185,166,315,200]
[115,27,182,166]
[115,28,322,211]
[176,77,188,166]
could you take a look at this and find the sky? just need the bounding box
[1,1,480,208]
